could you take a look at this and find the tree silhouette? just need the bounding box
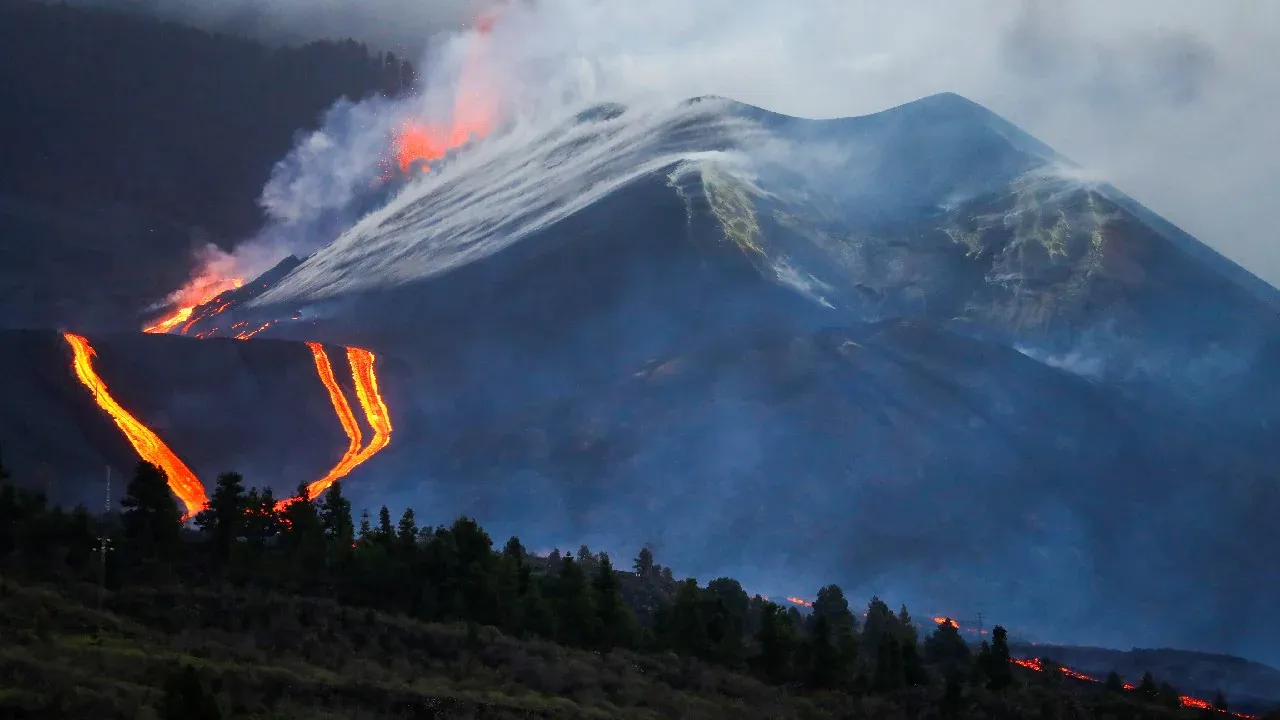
[120,461,181,566]
[985,626,1013,691]
[194,472,245,571]
[592,553,635,651]
[319,481,354,547]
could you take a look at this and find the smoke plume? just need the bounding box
[161,0,1280,290]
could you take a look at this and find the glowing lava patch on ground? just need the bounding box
[1012,657,1254,717]
[63,333,208,517]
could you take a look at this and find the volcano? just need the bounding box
[5,92,1279,667]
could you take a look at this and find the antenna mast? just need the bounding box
[94,466,113,630]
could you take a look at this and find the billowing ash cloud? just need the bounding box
[179,0,1280,290]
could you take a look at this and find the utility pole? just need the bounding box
[93,466,113,636]
[977,612,984,640]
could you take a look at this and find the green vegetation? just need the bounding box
[0,452,1270,718]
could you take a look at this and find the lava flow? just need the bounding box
[299,342,364,500]
[347,347,393,463]
[63,333,208,517]
[1012,657,1255,718]
[276,345,393,510]
[142,275,243,335]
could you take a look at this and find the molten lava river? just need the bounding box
[63,332,394,514]
[80,11,506,512]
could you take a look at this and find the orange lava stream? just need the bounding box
[276,346,393,510]
[63,333,208,517]
[299,342,364,501]
[347,346,393,464]
[143,277,243,335]
[1013,657,1254,718]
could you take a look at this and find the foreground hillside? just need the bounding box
[1,458,1271,719]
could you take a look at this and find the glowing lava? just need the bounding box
[299,342,364,500]
[390,12,498,174]
[347,347,393,464]
[1013,656,1254,718]
[276,345,393,510]
[63,333,208,517]
[143,275,243,335]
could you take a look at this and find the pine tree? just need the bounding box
[319,481,354,547]
[924,618,971,675]
[357,510,373,544]
[242,487,280,546]
[592,553,635,650]
[396,508,418,551]
[753,601,795,685]
[633,546,655,578]
[1104,670,1125,693]
[195,472,246,570]
[552,555,596,647]
[120,461,181,565]
[502,536,526,563]
[862,596,894,658]
[873,633,905,693]
[377,506,394,545]
[280,483,325,590]
[986,625,1013,691]
[806,612,837,688]
[1138,670,1159,701]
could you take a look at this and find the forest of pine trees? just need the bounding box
[1,452,1264,719]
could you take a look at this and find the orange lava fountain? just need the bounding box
[63,333,208,517]
[392,12,498,174]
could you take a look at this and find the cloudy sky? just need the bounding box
[65,0,1280,287]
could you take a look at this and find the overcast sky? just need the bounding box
[66,0,1280,287]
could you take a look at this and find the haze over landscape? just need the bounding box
[2,1,1279,718]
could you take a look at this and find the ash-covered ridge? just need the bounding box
[247,92,1279,378]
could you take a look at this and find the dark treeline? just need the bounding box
[0,0,411,239]
[1,451,1259,719]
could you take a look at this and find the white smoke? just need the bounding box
[212,0,1279,292]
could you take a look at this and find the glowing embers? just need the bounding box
[1013,656,1253,717]
[63,333,208,517]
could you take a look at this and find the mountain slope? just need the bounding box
[8,91,1279,664]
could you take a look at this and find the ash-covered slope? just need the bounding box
[0,330,409,509]
[14,92,1280,663]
